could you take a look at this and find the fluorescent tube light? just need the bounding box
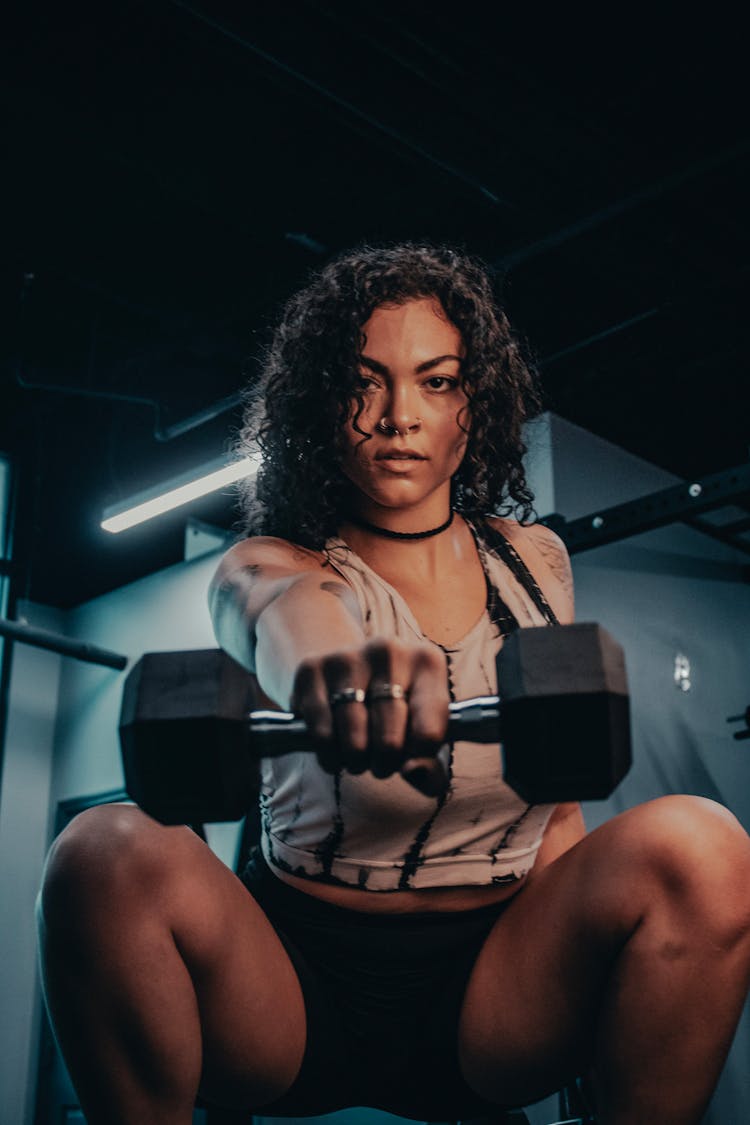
[101,454,260,534]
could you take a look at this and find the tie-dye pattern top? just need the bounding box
[258,516,560,892]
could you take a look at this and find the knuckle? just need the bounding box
[293,656,320,688]
[291,661,324,709]
[321,650,360,681]
[366,637,396,658]
[414,643,446,673]
[364,637,403,670]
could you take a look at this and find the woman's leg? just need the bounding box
[457,795,750,1125]
[37,803,307,1125]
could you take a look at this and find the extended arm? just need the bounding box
[208,538,365,710]
[208,537,450,794]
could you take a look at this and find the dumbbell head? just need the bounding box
[119,649,258,824]
[497,622,631,803]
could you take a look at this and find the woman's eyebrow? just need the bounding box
[360,353,462,374]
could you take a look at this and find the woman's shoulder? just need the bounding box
[481,515,575,624]
[213,534,327,583]
[482,514,568,556]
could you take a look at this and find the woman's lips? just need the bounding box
[375,457,425,472]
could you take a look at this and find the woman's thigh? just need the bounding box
[39,804,307,1110]
[456,795,750,1106]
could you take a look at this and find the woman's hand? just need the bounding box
[212,544,451,796]
[289,638,451,796]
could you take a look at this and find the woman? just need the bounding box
[38,244,750,1125]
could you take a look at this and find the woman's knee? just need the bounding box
[624,795,750,937]
[40,803,196,927]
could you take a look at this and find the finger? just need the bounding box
[364,640,411,778]
[322,652,369,774]
[291,659,333,741]
[367,689,410,778]
[292,670,339,778]
[311,730,342,776]
[398,646,450,795]
[406,644,450,747]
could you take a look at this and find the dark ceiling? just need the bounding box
[2,2,748,609]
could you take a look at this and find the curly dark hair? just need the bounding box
[236,241,543,545]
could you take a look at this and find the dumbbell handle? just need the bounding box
[248,695,501,756]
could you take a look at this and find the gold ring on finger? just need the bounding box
[329,687,367,707]
[366,682,408,703]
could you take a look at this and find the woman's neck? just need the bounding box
[338,510,472,581]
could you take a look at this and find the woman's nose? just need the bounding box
[379,385,421,434]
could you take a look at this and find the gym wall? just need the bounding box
[0,412,747,1125]
[0,602,65,1125]
[529,414,750,1125]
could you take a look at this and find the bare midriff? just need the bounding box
[273,866,527,914]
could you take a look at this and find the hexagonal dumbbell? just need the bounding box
[119,623,631,824]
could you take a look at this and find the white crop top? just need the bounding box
[258,516,560,892]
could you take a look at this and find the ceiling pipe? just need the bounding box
[495,138,750,273]
[14,368,243,443]
[169,0,503,205]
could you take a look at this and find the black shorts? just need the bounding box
[241,848,514,1121]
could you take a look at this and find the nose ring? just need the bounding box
[377,417,420,435]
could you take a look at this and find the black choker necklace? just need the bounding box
[346,510,454,540]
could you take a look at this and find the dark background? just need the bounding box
[2,1,748,609]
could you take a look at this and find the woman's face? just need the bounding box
[338,297,470,515]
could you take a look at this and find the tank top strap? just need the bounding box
[472,516,560,626]
[462,519,522,639]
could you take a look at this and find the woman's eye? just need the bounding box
[425,376,458,391]
[356,376,378,391]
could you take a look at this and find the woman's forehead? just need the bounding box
[360,298,462,354]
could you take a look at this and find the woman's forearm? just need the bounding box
[253,573,366,709]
